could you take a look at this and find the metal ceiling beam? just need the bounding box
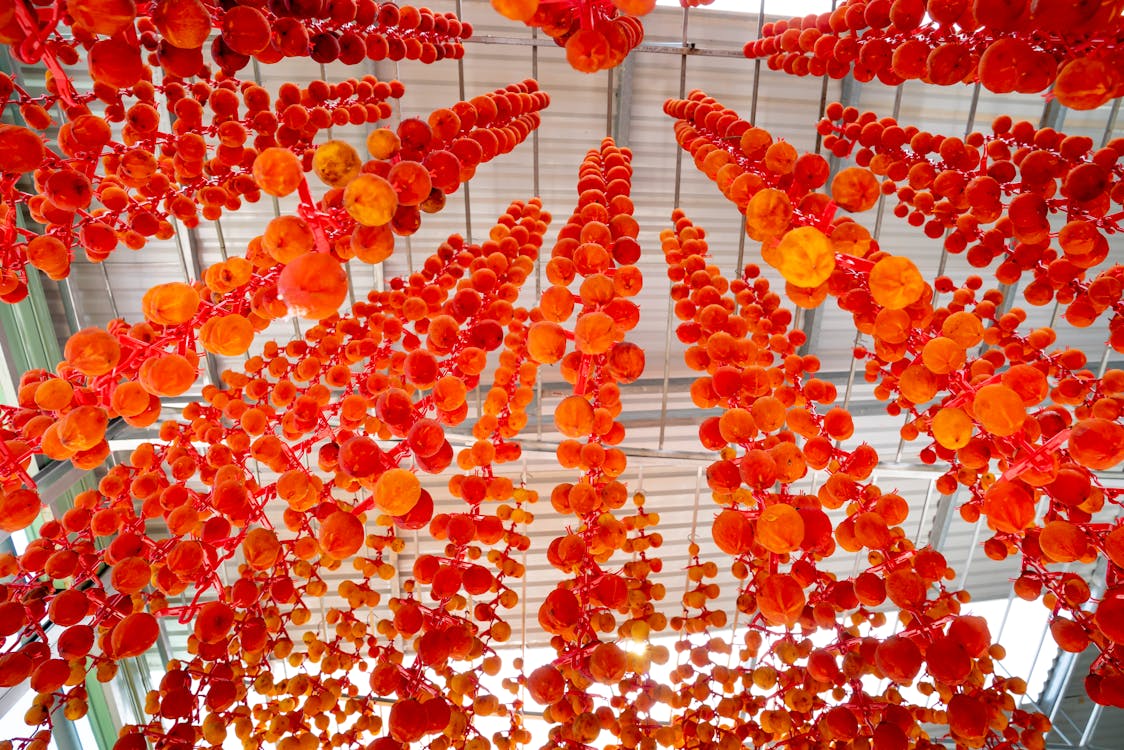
[933,82,982,283]
[1039,645,1083,734]
[800,61,855,361]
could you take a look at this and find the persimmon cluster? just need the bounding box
[673,88,1124,710]
[0,71,551,500]
[664,90,890,297]
[2,3,1124,749]
[849,269,1124,702]
[0,73,402,297]
[0,85,549,494]
[2,0,469,84]
[659,212,1048,750]
[0,62,554,750]
[743,0,1124,110]
[523,139,661,747]
[818,105,1124,347]
[0,0,473,299]
[490,0,647,73]
[0,194,564,750]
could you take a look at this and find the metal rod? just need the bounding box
[1023,601,1059,700]
[913,479,935,544]
[678,467,704,591]
[659,7,691,451]
[963,81,981,136]
[455,0,472,245]
[606,65,614,138]
[931,82,984,290]
[839,330,863,412]
[213,219,229,261]
[995,587,1017,643]
[1101,98,1121,148]
[1091,353,1114,397]
[172,222,194,281]
[532,28,541,199]
[177,226,223,387]
[320,63,333,140]
[871,84,904,242]
[749,0,767,125]
[56,277,83,333]
[734,222,747,279]
[1079,703,1104,747]
[954,517,984,590]
[99,262,119,320]
[812,0,838,155]
[531,26,544,439]
[671,9,690,209]
[345,261,357,308]
[893,412,911,462]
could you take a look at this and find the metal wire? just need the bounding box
[606,65,615,138]
[213,219,230,262]
[532,28,541,200]
[1101,98,1121,147]
[658,6,691,451]
[734,223,747,278]
[748,0,766,126]
[871,84,904,243]
[56,278,83,333]
[912,479,935,544]
[839,330,864,413]
[98,263,119,320]
[812,1,840,155]
[455,0,473,246]
[934,83,983,284]
[964,81,982,135]
[532,26,544,440]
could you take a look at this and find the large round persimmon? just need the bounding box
[373,468,421,516]
[277,253,349,320]
[64,328,121,376]
[713,509,754,555]
[318,510,365,560]
[252,148,304,197]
